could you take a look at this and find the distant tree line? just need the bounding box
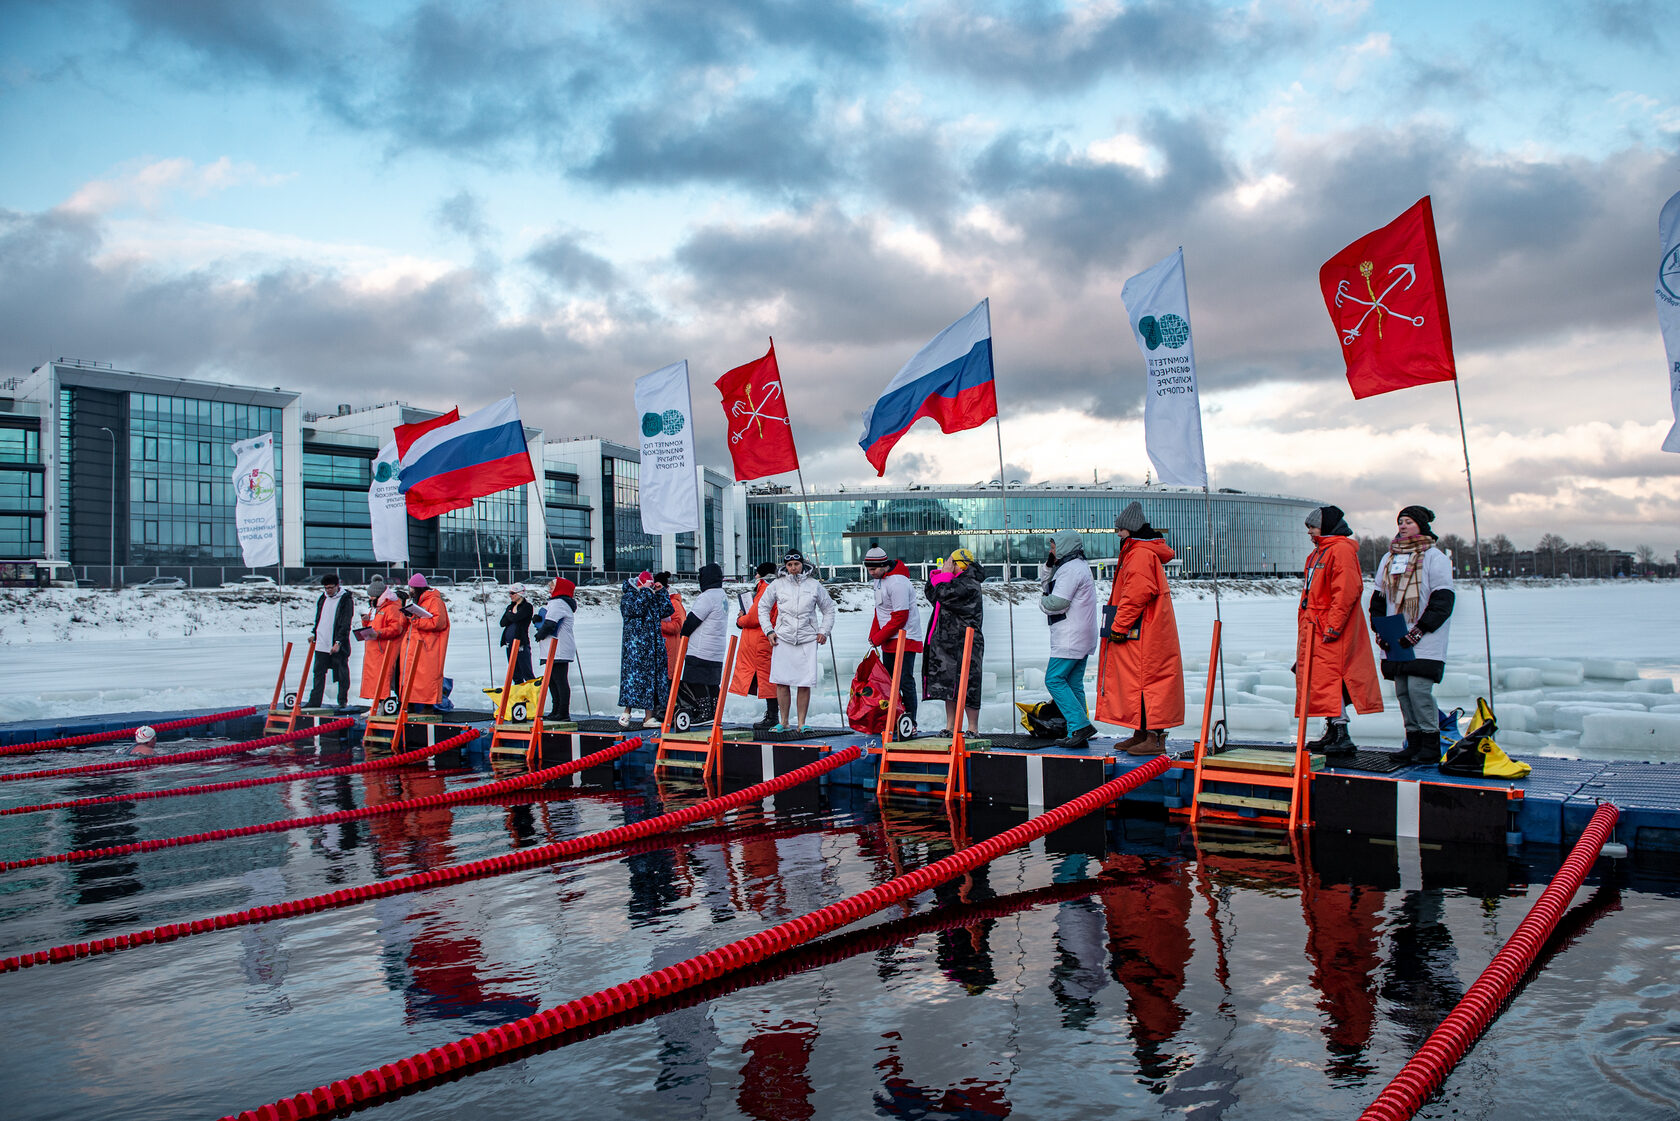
[1354,535,1678,579]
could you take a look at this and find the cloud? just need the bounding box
[60,157,287,215]
[432,189,491,244]
[524,230,620,294]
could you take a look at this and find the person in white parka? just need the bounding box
[1038,529,1100,747]
[758,550,836,732]
[1369,505,1455,764]
[676,563,729,725]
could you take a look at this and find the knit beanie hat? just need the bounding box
[755,561,777,578]
[863,546,889,565]
[1308,505,1351,536]
[1114,501,1147,533]
[408,573,427,588]
[1398,505,1436,538]
[783,549,805,565]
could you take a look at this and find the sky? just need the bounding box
[2,0,1678,555]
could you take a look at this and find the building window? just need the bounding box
[144,478,158,502]
[199,481,211,504]
[143,520,158,544]
[199,522,211,545]
[143,437,158,460]
[198,442,211,465]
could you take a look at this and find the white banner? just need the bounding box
[635,360,701,534]
[1656,188,1680,453]
[231,432,280,568]
[1122,248,1209,487]
[368,439,409,562]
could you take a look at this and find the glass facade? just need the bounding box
[121,391,283,565]
[745,487,1320,576]
[600,455,659,573]
[302,446,375,564]
[543,468,591,568]
[438,487,529,572]
[0,420,44,559]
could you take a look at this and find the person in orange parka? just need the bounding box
[1096,501,1184,756]
[728,561,780,730]
[1296,505,1383,756]
[403,573,452,710]
[359,587,409,703]
[656,571,686,681]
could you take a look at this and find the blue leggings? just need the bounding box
[1045,656,1093,733]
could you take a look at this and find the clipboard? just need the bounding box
[402,601,434,620]
[353,626,376,642]
[1102,604,1139,641]
[1371,614,1415,660]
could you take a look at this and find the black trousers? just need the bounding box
[505,643,534,683]
[882,649,918,727]
[308,648,350,708]
[547,661,571,720]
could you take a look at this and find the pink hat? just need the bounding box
[408,573,427,588]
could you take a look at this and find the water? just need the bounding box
[1,744,1676,1119]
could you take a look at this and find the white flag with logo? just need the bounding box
[368,439,409,562]
[231,432,280,568]
[635,360,701,534]
[1655,188,1680,453]
[1122,248,1209,487]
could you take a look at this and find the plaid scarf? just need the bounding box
[1383,534,1433,623]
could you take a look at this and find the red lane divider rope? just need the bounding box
[2,737,848,974]
[0,706,260,757]
[0,728,646,874]
[3,729,464,817]
[0,719,353,785]
[1359,801,1621,1121]
[221,754,1170,1121]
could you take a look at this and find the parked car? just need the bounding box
[426,574,454,586]
[220,574,277,589]
[461,576,501,587]
[74,578,100,588]
[137,577,187,591]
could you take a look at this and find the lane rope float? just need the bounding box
[0,706,260,757]
[0,719,354,785]
[1358,801,1620,1121]
[3,739,851,973]
[220,754,1170,1120]
[0,729,649,874]
[2,729,464,817]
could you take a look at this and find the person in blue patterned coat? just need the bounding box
[618,570,674,728]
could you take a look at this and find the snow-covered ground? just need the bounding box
[2,580,1677,761]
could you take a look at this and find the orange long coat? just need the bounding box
[359,597,409,701]
[728,580,777,699]
[1095,536,1185,729]
[404,587,451,704]
[661,592,687,679]
[1296,535,1383,717]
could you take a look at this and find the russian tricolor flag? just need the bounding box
[397,395,536,519]
[859,299,997,476]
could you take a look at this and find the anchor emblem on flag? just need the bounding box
[728,380,790,444]
[1334,260,1426,344]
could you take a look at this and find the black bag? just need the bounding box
[1016,700,1067,739]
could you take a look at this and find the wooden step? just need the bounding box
[889,737,991,753]
[655,757,706,770]
[661,728,750,743]
[1196,790,1291,812]
[879,769,952,784]
[1203,747,1324,774]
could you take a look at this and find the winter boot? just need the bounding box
[1115,728,1149,752]
[1393,729,1437,765]
[1054,724,1096,751]
[754,700,780,732]
[1319,722,1357,758]
[1305,723,1336,751]
[1127,730,1167,756]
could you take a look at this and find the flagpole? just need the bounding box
[991,418,1019,714]
[1202,485,1228,728]
[472,507,496,689]
[1451,379,1496,707]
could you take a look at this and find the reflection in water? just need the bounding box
[738,1019,818,1121]
[1100,851,1194,1084]
[1382,887,1464,1048]
[874,1029,1012,1119]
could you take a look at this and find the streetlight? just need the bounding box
[98,426,116,588]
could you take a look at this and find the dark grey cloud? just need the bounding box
[912,0,1309,92]
[582,85,837,194]
[675,205,973,346]
[524,231,620,294]
[433,189,490,243]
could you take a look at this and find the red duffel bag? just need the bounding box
[847,649,895,734]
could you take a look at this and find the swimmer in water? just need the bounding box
[128,725,158,756]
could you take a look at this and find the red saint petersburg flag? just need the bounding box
[715,340,800,481]
[1319,196,1457,399]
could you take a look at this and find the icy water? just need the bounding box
[1,742,1677,1120]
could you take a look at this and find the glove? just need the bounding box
[1321,626,1341,645]
[1375,636,1390,652]
[1400,626,1423,648]
[1107,629,1130,643]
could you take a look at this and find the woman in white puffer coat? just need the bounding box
[758,549,836,732]
[1369,504,1455,764]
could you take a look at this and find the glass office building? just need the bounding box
[0,392,45,560]
[543,463,591,569]
[745,484,1321,577]
[301,434,375,564]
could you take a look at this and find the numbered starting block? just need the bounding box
[482,677,547,724]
